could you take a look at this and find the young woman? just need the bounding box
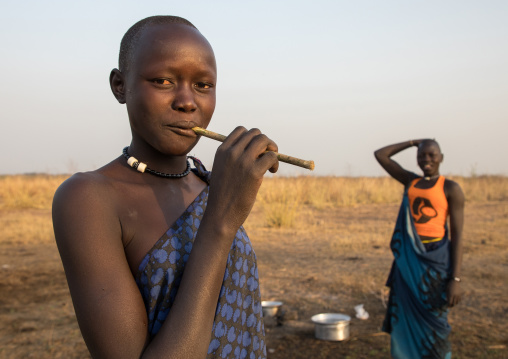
[374,139,464,359]
[53,16,278,358]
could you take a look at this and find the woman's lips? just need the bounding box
[165,125,199,137]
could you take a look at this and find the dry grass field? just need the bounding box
[0,174,507,358]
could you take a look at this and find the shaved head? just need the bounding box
[119,15,197,72]
[418,139,441,153]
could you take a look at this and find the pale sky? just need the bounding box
[1,0,507,176]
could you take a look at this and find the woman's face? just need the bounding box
[123,23,217,157]
[417,142,443,177]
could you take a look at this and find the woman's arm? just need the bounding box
[445,179,465,307]
[374,139,425,186]
[53,174,151,358]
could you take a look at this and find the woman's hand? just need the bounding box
[410,138,434,147]
[206,126,279,236]
[447,280,462,307]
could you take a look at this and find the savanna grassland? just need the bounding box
[0,175,507,358]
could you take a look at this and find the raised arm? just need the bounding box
[53,127,278,359]
[374,139,426,186]
[444,180,465,307]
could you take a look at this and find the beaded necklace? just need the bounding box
[122,146,192,178]
[423,174,440,181]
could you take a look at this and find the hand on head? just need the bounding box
[409,138,433,147]
[415,138,438,149]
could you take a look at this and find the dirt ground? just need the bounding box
[0,201,507,358]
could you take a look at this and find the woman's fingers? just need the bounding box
[220,127,279,174]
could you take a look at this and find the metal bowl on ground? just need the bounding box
[261,301,283,317]
[311,313,351,341]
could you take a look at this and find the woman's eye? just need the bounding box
[195,82,213,89]
[153,79,171,85]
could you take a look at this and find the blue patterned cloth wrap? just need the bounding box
[382,191,452,359]
[135,159,267,358]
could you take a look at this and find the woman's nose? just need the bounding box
[172,85,197,112]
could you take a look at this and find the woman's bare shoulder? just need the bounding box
[53,161,124,204]
[444,178,465,202]
[54,172,109,206]
[51,161,127,239]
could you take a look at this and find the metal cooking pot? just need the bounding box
[261,301,283,317]
[311,313,351,341]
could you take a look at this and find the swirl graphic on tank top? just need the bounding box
[412,197,438,224]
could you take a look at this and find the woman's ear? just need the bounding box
[109,69,126,104]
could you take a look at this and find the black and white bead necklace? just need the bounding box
[122,146,191,179]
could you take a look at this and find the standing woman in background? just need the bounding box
[374,139,464,359]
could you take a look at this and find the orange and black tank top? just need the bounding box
[407,176,448,238]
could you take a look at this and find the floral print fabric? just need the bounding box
[135,160,266,358]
